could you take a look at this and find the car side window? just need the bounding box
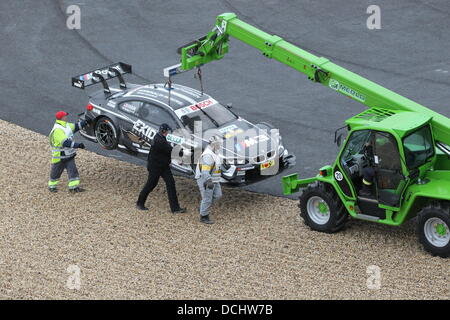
[119,101,142,117]
[141,103,178,129]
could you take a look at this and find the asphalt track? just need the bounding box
[1,0,450,197]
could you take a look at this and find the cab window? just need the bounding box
[340,130,371,163]
[403,125,434,169]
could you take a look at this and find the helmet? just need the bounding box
[159,123,172,133]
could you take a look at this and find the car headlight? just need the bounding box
[226,159,246,165]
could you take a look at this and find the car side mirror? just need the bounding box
[226,103,233,109]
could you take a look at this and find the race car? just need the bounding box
[72,62,295,184]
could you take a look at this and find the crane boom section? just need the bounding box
[179,13,450,144]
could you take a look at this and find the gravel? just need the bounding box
[0,119,448,299]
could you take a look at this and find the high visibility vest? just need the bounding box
[195,146,222,183]
[49,121,76,163]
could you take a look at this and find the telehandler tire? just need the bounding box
[299,182,348,233]
[417,202,450,258]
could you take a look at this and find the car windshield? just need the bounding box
[403,125,434,169]
[179,103,236,131]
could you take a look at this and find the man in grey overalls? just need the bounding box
[195,136,223,224]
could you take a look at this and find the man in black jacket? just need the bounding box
[136,123,186,213]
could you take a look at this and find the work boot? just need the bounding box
[359,185,372,197]
[48,187,57,193]
[172,207,187,214]
[69,187,85,193]
[136,202,149,211]
[200,215,214,224]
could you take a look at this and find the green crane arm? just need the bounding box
[177,13,450,147]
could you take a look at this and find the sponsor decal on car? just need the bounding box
[132,120,184,146]
[225,129,244,139]
[121,102,138,114]
[174,98,218,117]
[91,108,101,115]
[79,74,92,81]
[79,65,124,82]
[235,135,270,152]
[73,80,84,88]
[132,120,156,143]
[107,100,117,108]
[219,124,238,133]
[218,124,244,139]
[260,159,275,170]
[166,134,184,145]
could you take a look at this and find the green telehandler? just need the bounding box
[173,13,450,257]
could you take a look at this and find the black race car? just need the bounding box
[72,62,295,184]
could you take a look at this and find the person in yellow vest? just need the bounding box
[48,111,89,193]
[195,135,223,224]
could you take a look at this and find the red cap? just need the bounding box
[55,111,68,120]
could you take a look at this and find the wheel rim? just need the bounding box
[306,196,330,225]
[96,122,115,147]
[424,217,450,248]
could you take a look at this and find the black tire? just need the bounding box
[417,202,450,258]
[299,182,349,233]
[94,117,119,150]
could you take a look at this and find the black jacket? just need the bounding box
[147,132,172,170]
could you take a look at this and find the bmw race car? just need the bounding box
[72,62,295,184]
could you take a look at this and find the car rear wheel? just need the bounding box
[95,117,119,150]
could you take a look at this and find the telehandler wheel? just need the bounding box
[299,182,348,233]
[417,202,450,258]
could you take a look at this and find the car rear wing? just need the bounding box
[71,62,132,94]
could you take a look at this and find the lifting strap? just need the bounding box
[195,67,204,96]
[164,77,173,106]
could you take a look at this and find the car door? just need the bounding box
[140,103,179,130]
[116,100,155,147]
[140,102,184,143]
[140,103,193,171]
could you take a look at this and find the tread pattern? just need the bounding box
[416,201,450,258]
[299,182,349,233]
